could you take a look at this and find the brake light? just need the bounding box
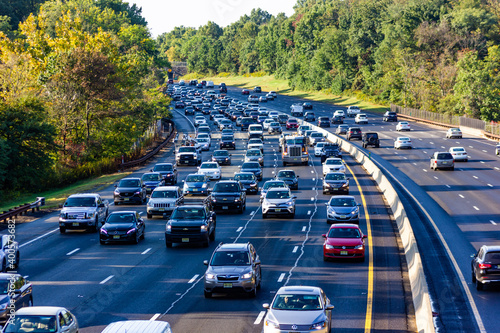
[479,263,492,269]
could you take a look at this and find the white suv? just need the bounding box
[355,114,368,124]
[322,157,346,175]
[147,186,184,219]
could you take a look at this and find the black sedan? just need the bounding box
[318,117,331,127]
[114,178,147,205]
[331,115,343,124]
[239,162,263,181]
[175,101,185,109]
[234,172,259,194]
[276,169,299,190]
[303,102,313,109]
[100,211,145,244]
[212,150,231,165]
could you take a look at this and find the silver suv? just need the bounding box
[430,152,454,170]
[203,243,262,298]
[262,188,297,219]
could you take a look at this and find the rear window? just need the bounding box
[213,183,240,192]
[484,252,500,263]
[437,153,453,159]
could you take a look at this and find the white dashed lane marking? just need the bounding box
[66,248,80,256]
[254,311,266,325]
[307,210,311,215]
[488,184,493,187]
[474,206,480,211]
[188,275,199,284]
[277,273,285,283]
[491,221,497,225]
[100,275,114,284]
[302,226,307,232]
[292,246,298,253]
[236,227,243,232]
[459,194,465,198]
[445,185,450,188]
[141,248,151,255]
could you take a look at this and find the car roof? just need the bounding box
[102,320,171,333]
[278,169,295,173]
[153,186,180,191]
[276,286,322,295]
[329,195,355,200]
[68,193,98,198]
[14,306,67,316]
[218,243,250,251]
[328,223,361,229]
[482,245,500,252]
[120,177,141,181]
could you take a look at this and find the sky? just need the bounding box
[127,0,297,37]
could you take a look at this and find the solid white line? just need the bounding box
[491,220,497,225]
[150,313,161,321]
[277,273,286,282]
[403,157,408,159]
[302,226,306,232]
[441,146,445,149]
[423,169,428,172]
[254,311,266,325]
[141,248,151,255]
[188,275,199,284]
[20,228,59,248]
[473,206,479,211]
[236,227,243,232]
[66,248,80,256]
[292,246,298,253]
[482,150,487,153]
[250,211,255,215]
[100,275,114,284]
[473,176,478,179]
[480,161,485,164]
[459,194,465,198]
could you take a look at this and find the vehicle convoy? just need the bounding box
[176,146,201,166]
[290,103,304,117]
[204,242,262,298]
[59,193,109,233]
[147,186,184,219]
[165,205,216,248]
[208,180,246,213]
[279,134,309,166]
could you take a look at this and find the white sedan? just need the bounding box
[394,137,412,149]
[263,118,274,130]
[315,142,327,156]
[396,121,411,131]
[449,146,468,161]
[322,157,346,175]
[333,110,345,118]
[194,116,207,127]
[196,138,211,151]
[197,162,221,180]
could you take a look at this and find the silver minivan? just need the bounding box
[101,320,172,333]
[430,152,455,170]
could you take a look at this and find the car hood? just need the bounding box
[209,266,252,274]
[239,180,256,185]
[117,187,141,192]
[330,206,356,214]
[326,238,363,246]
[143,181,161,186]
[61,207,96,212]
[267,309,326,325]
[199,169,219,173]
[168,219,205,225]
[265,198,292,205]
[103,223,135,231]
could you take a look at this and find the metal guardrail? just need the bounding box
[0,197,46,223]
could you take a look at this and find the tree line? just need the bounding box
[0,0,170,200]
[158,0,500,122]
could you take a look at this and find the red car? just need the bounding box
[242,89,250,95]
[322,224,367,262]
[286,118,299,130]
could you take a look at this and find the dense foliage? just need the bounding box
[158,0,500,121]
[0,0,170,199]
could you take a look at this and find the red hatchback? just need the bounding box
[286,118,299,130]
[242,89,250,95]
[322,224,367,262]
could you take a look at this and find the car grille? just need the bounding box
[217,274,239,282]
[280,324,311,330]
[171,226,200,234]
[154,203,171,208]
[332,245,356,249]
[180,155,194,160]
[121,192,135,197]
[289,146,302,157]
[67,212,85,219]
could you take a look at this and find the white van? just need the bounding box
[101,320,172,333]
[206,81,214,88]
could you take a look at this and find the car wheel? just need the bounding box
[476,280,483,291]
[93,218,99,233]
[134,234,140,244]
[147,213,152,219]
[166,241,172,248]
[114,201,119,206]
[323,255,328,262]
[472,271,476,283]
[59,227,66,234]
[247,287,257,298]
[262,213,268,219]
[204,290,212,298]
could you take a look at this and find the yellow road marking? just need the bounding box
[345,163,373,333]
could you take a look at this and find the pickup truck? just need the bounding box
[346,106,361,118]
[176,146,201,166]
[165,204,216,248]
[59,193,109,233]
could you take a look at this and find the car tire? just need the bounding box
[147,213,152,219]
[472,271,476,283]
[290,212,295,218]
[59,227,66,234]
[204,291,212,298]
[114,201,119,206]
[323,256,328,262]
[262,213,268,219]
[134,234,140,244]
[476,280,483,291]
[166,241,172,248]
[203,239,210,248]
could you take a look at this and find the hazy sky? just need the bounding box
[127,0,297,37]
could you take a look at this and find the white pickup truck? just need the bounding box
[346,106,361,118]
[290,104,304,117]
[59,193,109,233]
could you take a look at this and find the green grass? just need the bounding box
[199,74,389,114]
[0,172,131,213]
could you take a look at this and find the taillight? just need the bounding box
[479,263,492,269]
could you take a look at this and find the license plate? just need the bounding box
[159,208,165,211]
[442,161,447,164]
[275,209,281,212]
[340,251,348,255]
[222,206,228,210]
[340,215,346,219]
[124,198,129,201]
[223,283,232,288]
[72,223,79,226]
[182,238,189,243]
[193,188,198,192]
[333,188,338,191]
[113,235,120,239]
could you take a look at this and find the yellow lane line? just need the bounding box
[345,163,373,333]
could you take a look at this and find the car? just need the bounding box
[259,180,288,202]
[219,119,233,131]
[333,110,345,119]
[239,162,263,181]
[323,172,349,194]
[247,138,264,152]
[114,178,147,205]
[298,125,312,136]
[182,173,210,196]
[0,273,33,321]
[248,124,264,138]
[197,162,221,180]
[275,169,299,190]
[141,172,165,195]
[331,115,343,124]
[346,105,361,117]
[269,111,279,119]
[58,193,109,234]
[446,127,463,138]
[184,106,195,115]
[362,132,380,148]
[262,286,334,333]
[326,195,361,224]
[268,91,277,98]
[318,116,331,127]
[197,126,212,138]
[2,306,79,333]
[176,146,201,166]
[309,132,325,146]
[304,112,315,121]
[320,143,342,162]
[471,245,500,290]
[262,118,274,130]
[194,116,207,127]
[430,152,455,170]
[175,101,185,109]
[203,242,261,298]
[248,95,260,103]
[396,121,411,131]
[101,320,172,333]
[257,115,267,124]
[196,137,211,151]
[262,188,297,218]
[394,137,413,149]
[322,224,367,261]
[243,149,264,166]
[383,111,398,122]
[234,172,259,194]
[278,114,289,124]
[355,113,368,124]
[242,89,250,95]
[322,157,346,175]
[208,180,246,213]
[259,96,268,103]
[314,142,327,156]
[253,86,262,93]
[147,186,183,219]
[165,205,216,248]
[265,92,275,100]
[100,211,145,244]
[335,124,349,135]
[221,128,234,137]
[286,118,299,130]
[212,149,231,165]
[346,127,362,140]
[219,135,236,150]
[151,163,178,185]
[268,122,282,134]
[302,102,313,110]
[496,143,500,155]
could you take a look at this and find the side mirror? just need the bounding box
[114,184,118,188]
[138,218,144,223]
[363,235,367,239]
[263,303,270,309]
[296,175,300,178]
[254,259,261,265]
[322,234,326,238]
[292,195,297,199]
[471,254,477,258]
[203,260,208,266]
[142,184,146,188]
[326,305,335,310]
[98,203,105,208]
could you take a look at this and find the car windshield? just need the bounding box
[326,159,342,165]
[270,122,280,126]
[328,227,361,238]
[329,198,356,207]
[324,145,339,151]
[197,138,209,143]
[151,190,177,199]
[325,173,346,181]
[171,208,206,220]
[248,139,262,144]
[311,133,322,138]
[278,171,295,178]
[267,190,291,199]
[118,179,141,187]
[213,183,240,192]
[221,136,233,141]
[64,197,95,207]
[288,119,297,123]
[484,252,500,263]
[201,163,217,169]
[272,294,322,310]
[263,181,286,190]
[247,150,261,156]
[319,117,329,121]
[235,174,255,181]
[451,128,460,132]
[179,147,196,153]
[186,175,205,182]
[211,251,250,266]
[154,164,173,171]
[213,151,229,156]
[4,315,57,332]
[142,174,160,181]
[242,162,260,169]
[340,125,349,129]
[107,213,135,224]
[451,148,464,152]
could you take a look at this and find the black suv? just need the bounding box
[151,163,178,185]
[208,181,246,213]
[165,205,216,248]
[471,245,500,290]
[347,127,362,140]
[362,132,380,148]
[320,143,342,163]
[383,111,398,122]
[219,135,236,149]
[114,178,147,205]
[276,169,299,190]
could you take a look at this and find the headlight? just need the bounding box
[0,303,8,310]
[100,228,108,235]
[265,319,279,329]
[201,225,208,231]
[202,183,208,188]
[354,244,364,249]
[206,273,216,279]
[126,228,136,235]
[325,244,334,249]
[87,212,94,219]
[327,206,335,214]
[166,224,172,232]
[235,198,241,202]
[242,272,252,279]
[311,321,326,330]
[324,183,331,187]
[286,200,294,206]
[134,191,141,195]
[352,208,359,215]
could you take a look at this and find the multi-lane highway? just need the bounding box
[8,94,414,332]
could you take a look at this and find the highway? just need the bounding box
[7,97,412,332]
[225,86,499,333]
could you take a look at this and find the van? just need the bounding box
[101,320,172,333]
